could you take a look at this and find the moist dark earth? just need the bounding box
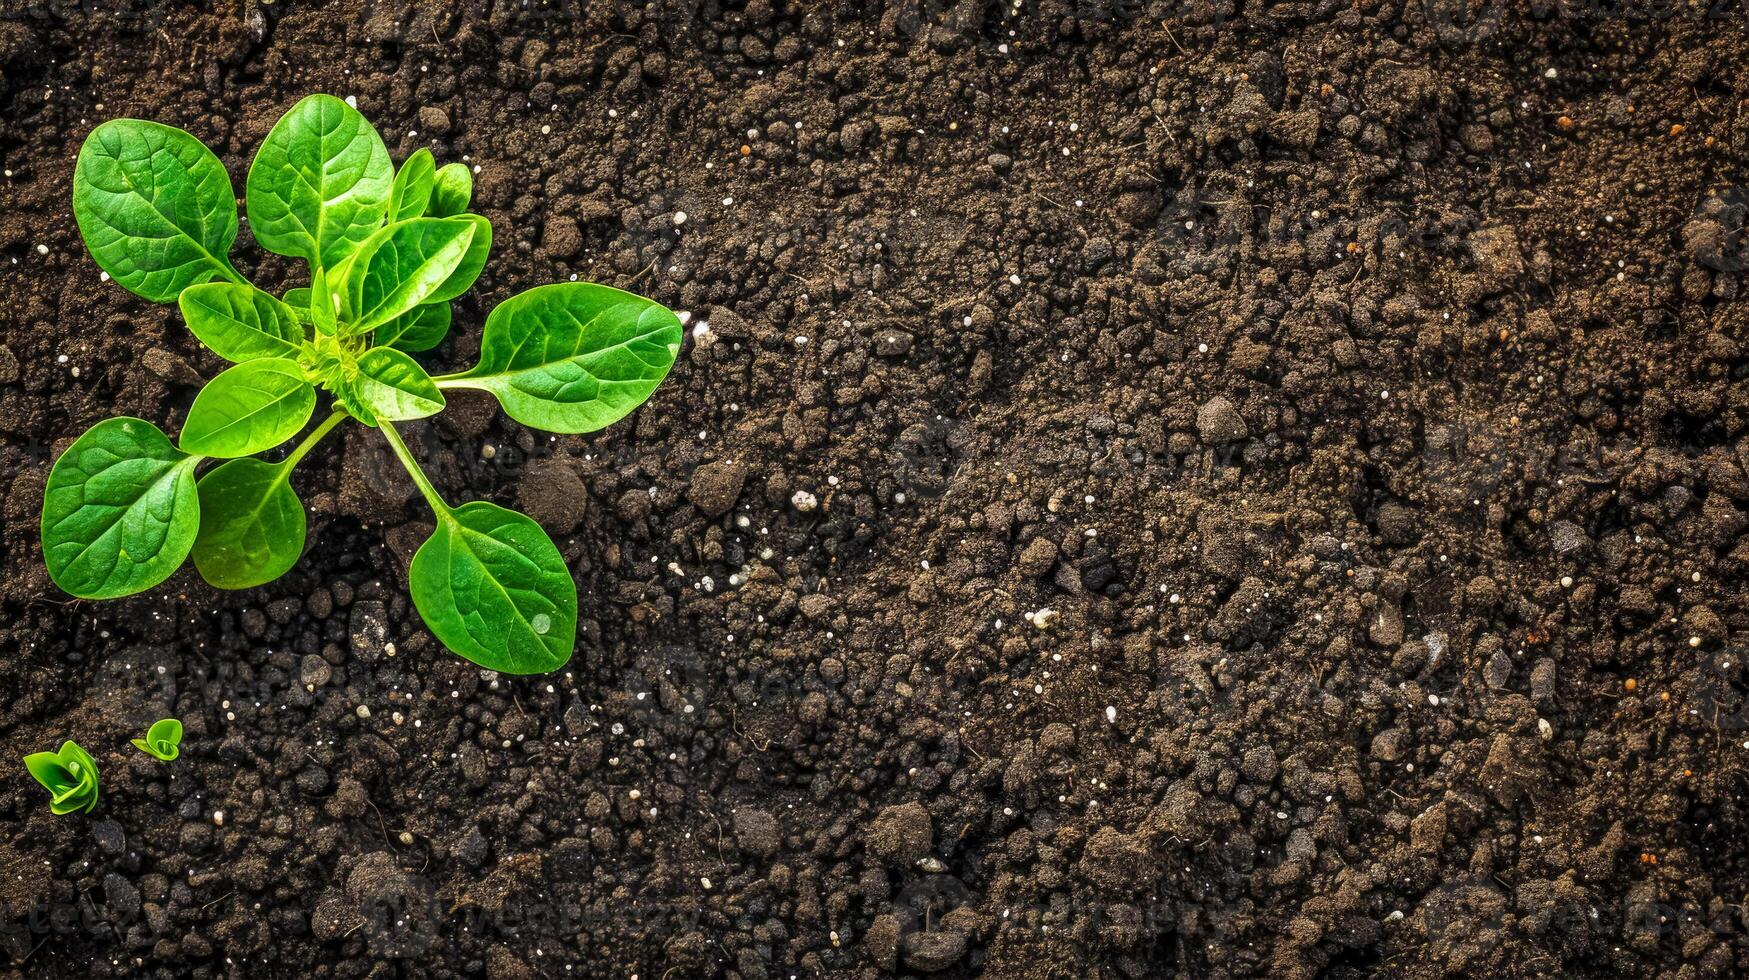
[4,1,1749,978]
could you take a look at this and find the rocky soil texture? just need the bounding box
[3,2,1749,978]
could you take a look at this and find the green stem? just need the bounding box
[216,255,250,288]
[378,421,450,517]
[279,410,347,473]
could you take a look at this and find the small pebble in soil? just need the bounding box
[791,490,818,512]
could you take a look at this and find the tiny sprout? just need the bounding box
[22,740,100,815]
[131,718,184,762]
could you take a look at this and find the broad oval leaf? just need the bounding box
[375,301,451,352]
[427,213,491,304]
[73,120,239,303]
[192,457,305,589]
[41,417,201,598]
[179,283,303,362]
[180,358,316,458]
[245,94,393,270]
[353,347,445,423]
[409,501,576,674]
[345,217,477,331]
[390,148,436,221]
[427,163,473,217]
[449,282,682,433]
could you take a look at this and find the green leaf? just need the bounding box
[72,119,239,303]
[390,148,436,221]
[344,217,478,331]
[246,94,393,271]
[352,347,445,423]
[192,458,305,589]
[41,417,201,599]
[25,741,100,815]
[149,718,183,746]
[409,501,576,674]
[179,283,303,362]
[55,742,99,814]
[281,286,313,327]
[180,358,316,458]
[309,266,339,336]
[444,282,682,434]
[24,753,75,795]
[132,718,183,761]
[427,163,473,217]
[427,213,491,304]
[374,301,451,352]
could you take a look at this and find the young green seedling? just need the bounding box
[45,95,682,674]
[23,740,100,815]
[131,718,184,761]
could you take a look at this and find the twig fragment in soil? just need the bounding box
[958,729,986,762]
[17,937,48,965]
[1161,22,1188,56]
[366,798,396,849]
[731,705,773,751]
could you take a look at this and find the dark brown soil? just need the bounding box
[5,1,1749,977]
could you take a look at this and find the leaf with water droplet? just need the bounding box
[408,501,574,673]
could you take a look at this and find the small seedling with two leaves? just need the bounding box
[44,94,682,674]
[23,741,100,815]
[22,720,182,815]
[131,718,183,761]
